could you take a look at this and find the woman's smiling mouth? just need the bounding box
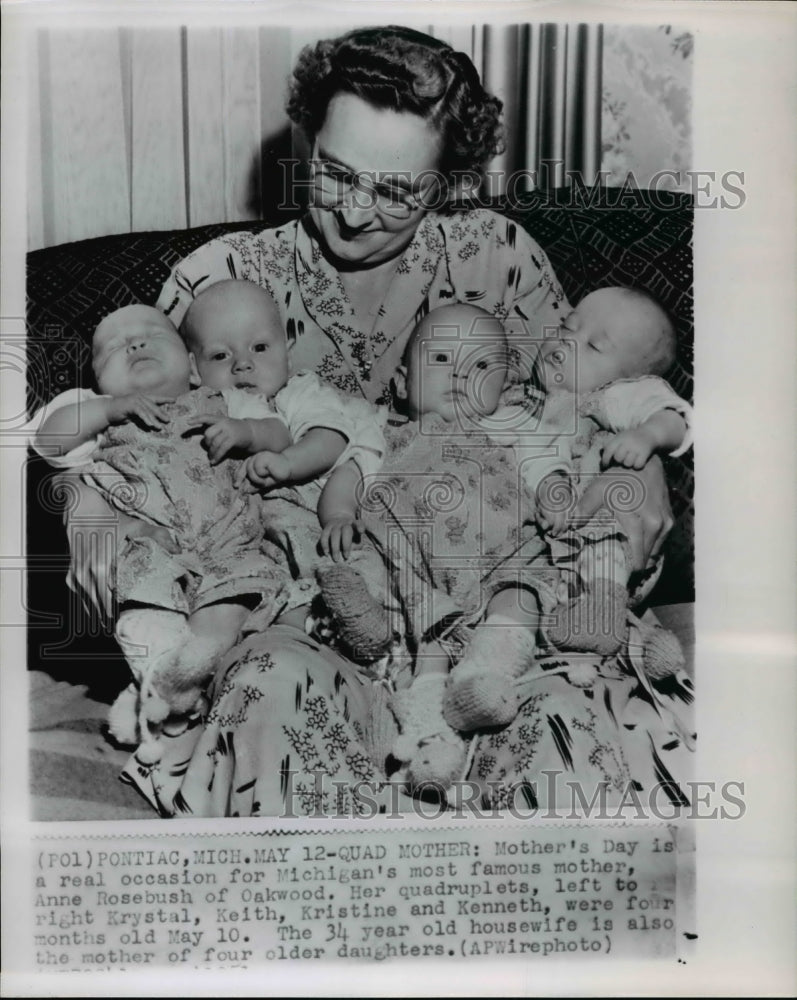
[333,213,374,240]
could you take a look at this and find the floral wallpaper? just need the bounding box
[602,25,693,191]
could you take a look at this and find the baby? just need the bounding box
[33,281,372,759]
[315,290,692,790]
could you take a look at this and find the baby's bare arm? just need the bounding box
[37,395,171,456]
[245,418,291,454]
[601,410,688,470]
[183,415,291,464]
[282,427,348,481]
[237,428,349,497]
[318,459,363,561]
[318,459,361,526]
[636,409,688,452]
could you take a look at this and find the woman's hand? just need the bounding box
[319,514,363,562]
[536,471,578,537]
[576,456,674,573]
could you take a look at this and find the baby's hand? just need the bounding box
[105,394,172,429]
[236,450,293,491]
[536,471,577,537]
[319,514,363,562]
[601,428,656,470]
[183,415,252,464]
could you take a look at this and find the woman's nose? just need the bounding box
[336,199,377,229]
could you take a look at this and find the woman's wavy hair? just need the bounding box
[286,26,504,183]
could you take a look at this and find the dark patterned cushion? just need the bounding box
[26,188,693,642]
[26,220,274,416]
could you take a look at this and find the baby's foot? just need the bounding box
[114,608,188,686]
[390,674,468,791]
[112,609,191,753]
[147,626,231,709]
[317,565,395,662]
[443,616,537,731]
[546,582,628,656]
[630,614,685,680]
[107,682,141,746]
[136,622,217,764]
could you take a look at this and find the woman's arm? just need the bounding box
[576,456,674,573]
[486,212,570,340]
[158,232,260,327]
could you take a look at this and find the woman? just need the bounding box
[85,27,685,816]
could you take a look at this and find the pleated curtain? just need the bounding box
[29,23,604,249]
[435,23,603,196]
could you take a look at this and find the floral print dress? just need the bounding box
[120,210,694,816]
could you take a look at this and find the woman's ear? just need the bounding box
[393,365,408,401]
[188,353,202,387]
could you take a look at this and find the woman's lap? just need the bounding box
[122,625,381,817]
[122,623,694,818]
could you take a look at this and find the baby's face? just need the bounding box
[536,288,660,394]
[93,306,190,397]
[404,312,508,423]
[188,290,289,399]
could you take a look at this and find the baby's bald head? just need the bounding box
[398,304,508,422]
[182,280,289,399]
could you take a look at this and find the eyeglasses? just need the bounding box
[309,152,435,220]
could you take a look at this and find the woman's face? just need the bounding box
[308,93,443,269]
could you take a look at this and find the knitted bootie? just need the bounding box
[390,674,468,791]
[546,581,629,656]
[317,564,395,662]
[112,608,192,752]
[107,682,141,746]
[630,615,686,680]
[364,681,400,775]
[114,608,188,686]
[443,616,537,731]
[137,619,237,764]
